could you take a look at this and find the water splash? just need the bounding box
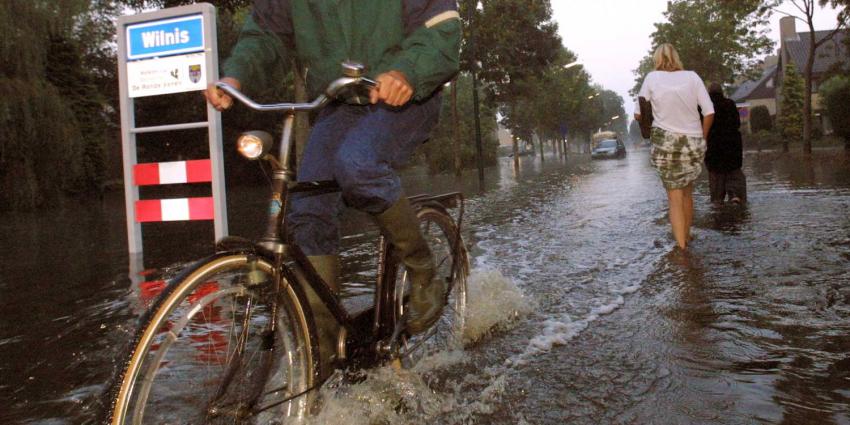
[308,268,532,424]
[463,268,534,343]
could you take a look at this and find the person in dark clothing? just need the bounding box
[704,83,747,204]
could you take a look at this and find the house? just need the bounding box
[733,16,849,134]
[775,15,850,133]
[731,58,778,133]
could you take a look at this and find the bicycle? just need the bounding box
[108,62,469,424]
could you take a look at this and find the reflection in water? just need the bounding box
[1,149,849,424]
[707,203,751,234]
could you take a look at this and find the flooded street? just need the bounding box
[2,148,850,424]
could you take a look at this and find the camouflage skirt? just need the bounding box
[650,127,706,190]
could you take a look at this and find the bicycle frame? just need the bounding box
[109,63,469,425]
[216,62,467,369]
[216,64,411,367]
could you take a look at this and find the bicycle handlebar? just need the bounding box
[215,73,377,113]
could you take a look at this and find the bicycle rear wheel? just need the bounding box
[393,206,469,367]
[109,254,316,424]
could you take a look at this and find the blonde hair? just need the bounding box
[653,43,684,72]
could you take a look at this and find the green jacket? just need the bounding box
[223,0,461,101]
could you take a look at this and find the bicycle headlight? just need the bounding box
[237,131,273,160]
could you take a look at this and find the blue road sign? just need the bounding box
[126,14,204,60]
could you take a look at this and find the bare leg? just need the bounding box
[667,188,688,249]
[683,183,694,241]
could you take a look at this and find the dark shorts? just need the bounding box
[708,169,747,203]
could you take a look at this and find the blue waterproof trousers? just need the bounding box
[288,94,442,256]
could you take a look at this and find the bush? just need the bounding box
[743,129,782,150]
[819,75,850,149]
[750,105,772,132]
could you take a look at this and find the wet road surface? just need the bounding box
[1,147,849,424]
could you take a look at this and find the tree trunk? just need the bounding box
[512,137,519,170]
[803,17,817,154]
[293,65,310,167]
[803,53,814,154]
[538,137,545,162]
[450,79,462,177]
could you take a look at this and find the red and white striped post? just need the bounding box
[134,160,216,222]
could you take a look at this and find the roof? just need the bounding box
[731,64,777,102]
[783,30,850,75]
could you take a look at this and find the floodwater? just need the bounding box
[2,147,849,424]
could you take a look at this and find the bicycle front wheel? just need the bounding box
[109,254,316,424]
[394,206,469,367]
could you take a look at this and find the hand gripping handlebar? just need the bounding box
[214,61,377,113]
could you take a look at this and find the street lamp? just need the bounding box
[563,61,581,70]
[587,93,599,100]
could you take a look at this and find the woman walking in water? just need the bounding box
[635,43,714,250]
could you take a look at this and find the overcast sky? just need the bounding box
[550,1,844,117]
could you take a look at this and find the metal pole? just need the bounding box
[471,69,484,191]
[203,4,228,241]
[117,13,142,255]
[467,1,485,192]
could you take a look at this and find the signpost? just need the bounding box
[117,3,227,270]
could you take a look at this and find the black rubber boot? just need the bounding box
[374,197,445,334]
[305,255,340,380]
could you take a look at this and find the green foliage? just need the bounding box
[420,75,499,174]
[778,63,805,143]
[0,79,85,209]
[119,0,251,13]
[750,105,773,132]
[0,1,111,210]
[632,0,776,94]
[461,0,562,104]
[497,48,623,151]
[819,75,850,144]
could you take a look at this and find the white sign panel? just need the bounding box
[127,52,206,98]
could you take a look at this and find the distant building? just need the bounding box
[733,17,849,134]
[775,16,849,133]
[731,58,778,133]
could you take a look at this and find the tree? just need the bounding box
[751,105,774,132]
[631,0,776,95]
[778,64,805,151]
[420,74,499,173]
[0,1,116,210]
[119,0,250,12]
[819,75,850,150]
[772,1,849,153]
[461,0,562,105]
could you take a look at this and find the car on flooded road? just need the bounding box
[591,138,626,159]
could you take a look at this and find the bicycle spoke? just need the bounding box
[112,256,314,425]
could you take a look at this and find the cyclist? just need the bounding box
[205,0,461,371]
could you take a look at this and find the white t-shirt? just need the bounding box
[635,70,714,137]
